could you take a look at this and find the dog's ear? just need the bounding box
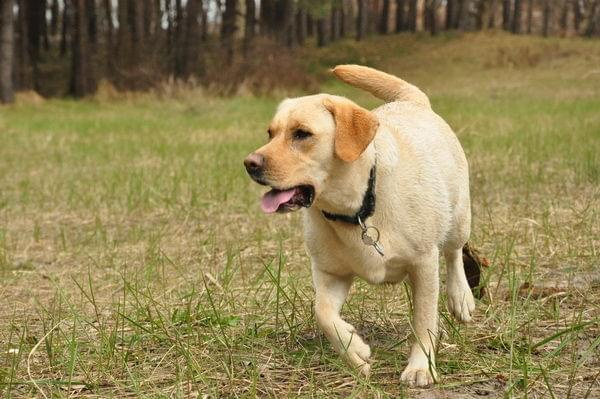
[323,97,379,162]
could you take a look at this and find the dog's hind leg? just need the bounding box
[312,266,372,376]
[444,247,476,322]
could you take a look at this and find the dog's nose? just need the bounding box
[244,153,265,176]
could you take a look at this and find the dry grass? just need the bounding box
[0,32,599,398]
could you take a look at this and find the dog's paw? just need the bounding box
[333,322,372,375]
[344,336,372,376]
[400,362,437,387]
[447,283,476,322]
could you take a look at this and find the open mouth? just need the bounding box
[260,185,315,214]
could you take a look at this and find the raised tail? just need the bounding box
[332,64,431,108]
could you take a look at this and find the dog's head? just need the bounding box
[244,94,379,213]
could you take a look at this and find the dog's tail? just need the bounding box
[462,242,488,299]
[332,64,431,108]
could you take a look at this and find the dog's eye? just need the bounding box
[293,129,312,140]
[267,129,273,139]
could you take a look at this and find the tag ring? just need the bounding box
[361,226,380,242]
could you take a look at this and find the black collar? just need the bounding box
[321,163,377,225]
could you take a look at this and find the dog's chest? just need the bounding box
[327,232,412,284]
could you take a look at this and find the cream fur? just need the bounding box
[249,65,475,387]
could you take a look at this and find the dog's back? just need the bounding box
[334,64,471,252]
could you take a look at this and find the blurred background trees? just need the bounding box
[1,0,15,103]
[1,0,599,102]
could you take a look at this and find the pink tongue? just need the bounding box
[261,188,297,213]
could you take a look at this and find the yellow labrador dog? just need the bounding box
[244,65,476,387]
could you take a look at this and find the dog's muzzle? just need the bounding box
[244,153,267,184]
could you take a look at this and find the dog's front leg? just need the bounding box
[401,250,440,387]
[312,266,372,376]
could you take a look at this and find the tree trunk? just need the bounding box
[50,0,59,36]
[542,0,551,37]
[307,14,315,36]
[128,2,143,66]
[153,0,161,37]
[41,0,49,50]
[408,0,417,31]
[244,0,256,54]
[573,0,582,34]
[585,0,599,37]
[142,1,152,37]
[512,0,522,33]
[16,0,32,88]
[380,0,391,33]
[526,0,533,33]
[488,0,498,28]
[260,0,276,36]
[426,0,440,34]
[103,0,114,75]
[368,0,379,33]
[281,0,295,47]
[165,0,173,46]
[296,8,307,45]
[502,0,511,30]
[475,0,487,29]
[116,0,128,62]
[317,16,330,46]
[180,0,202,77]
[0,0,14,103]
[356,0,368,39]
[86,0,97,45]
[307,13,315,36]
[26,0,44,88]
[104,0,113,47]
[174,0,183,73]
[446,0,457,29]
[454,0,463,28]
[70,0,95,96]
[61,0,69,55]
[200,2,208,41]
[559,0,569,35]
[221,0,236,65]
[457,0,470,30]
[340,0,349,37]
[331,5,342,41]
[396,0,407,31]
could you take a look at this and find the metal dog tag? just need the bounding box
[358,218,385,257]
[362,233,374,246]
[372,240,385,257]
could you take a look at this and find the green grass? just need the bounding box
[0,32,599,398]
